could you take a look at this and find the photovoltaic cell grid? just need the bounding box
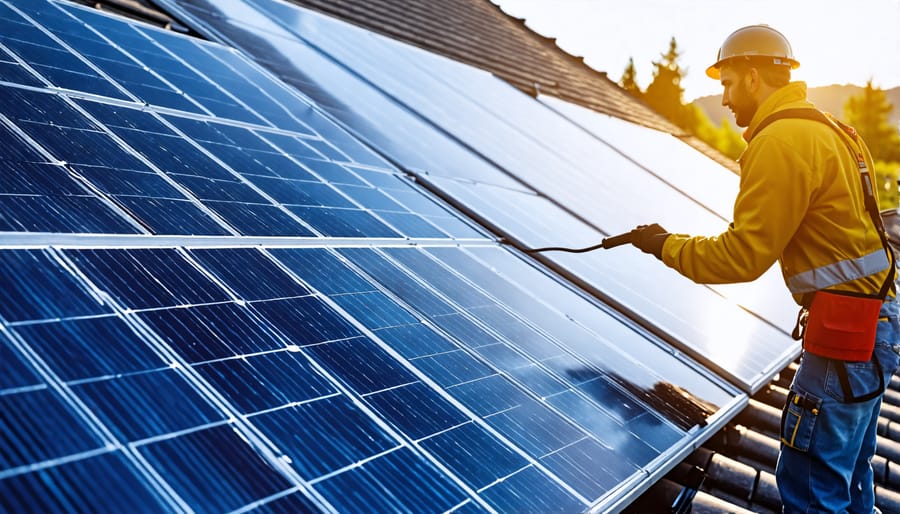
[172,0,798,392]
[0,0,479,239]
[0,244,735,513]
[0,0,742,512]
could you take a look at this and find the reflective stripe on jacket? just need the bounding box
[660,82,890,304]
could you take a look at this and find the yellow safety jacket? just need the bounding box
[660,82,890,305]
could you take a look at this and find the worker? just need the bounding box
[629,25,899,513]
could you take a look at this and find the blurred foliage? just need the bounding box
[620,37,745,161]
[876,161,899,211]
[843,80,900,164]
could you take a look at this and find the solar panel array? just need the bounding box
[0,1,742,512]
[163,0,799,392]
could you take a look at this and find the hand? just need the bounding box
[631,223,670,260]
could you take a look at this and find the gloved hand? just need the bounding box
[631,223,670,260]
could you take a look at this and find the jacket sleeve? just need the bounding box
[660,135,815,284]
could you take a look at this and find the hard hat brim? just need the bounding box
[705,56,799,80]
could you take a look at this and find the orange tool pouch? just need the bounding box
[795,290,884,362]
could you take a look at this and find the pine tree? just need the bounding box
[643,37,688,129]
[843,79,900,163]
[620,57,642,98]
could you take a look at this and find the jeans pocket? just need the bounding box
[824,358,884,402]
[781,389,821,452]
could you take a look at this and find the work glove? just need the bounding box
[631,223,670,260]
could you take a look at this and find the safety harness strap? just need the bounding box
[751,108,896,300]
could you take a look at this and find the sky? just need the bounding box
[493,0,900,102]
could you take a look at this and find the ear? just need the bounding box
[746,67,761,93]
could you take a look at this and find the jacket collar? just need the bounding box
[742,81,812,142]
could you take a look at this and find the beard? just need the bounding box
[733,98,759,127]
[730,81,759,127]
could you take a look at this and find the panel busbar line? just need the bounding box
[0,1,744,512]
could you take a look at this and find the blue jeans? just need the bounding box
[776,299,900,513]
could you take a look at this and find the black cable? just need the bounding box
[512,230,636,254]
[520,242,606,254]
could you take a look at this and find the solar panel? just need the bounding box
[0,0,743,512]
[170,0,798,391]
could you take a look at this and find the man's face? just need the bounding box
[720,66,758,127]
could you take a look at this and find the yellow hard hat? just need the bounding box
[706,25,799,79]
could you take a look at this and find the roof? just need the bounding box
[281,0,740,173]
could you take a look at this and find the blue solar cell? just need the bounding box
[195,358,285,413]
[471,337,529,365]
[373,323,457,359]
[139,303,286,363]
[315,447,470,513]
[138,424,293,513]
[297,109,391,168]
[411,350,493,388]
[302,138,348,162]
[506,363,568,398]
[189,248,310,301]
[544,390,658,466]
[0,451,173,513]
[374,211,447,238]
[429,312,502,348]
[107,127,236,180]
[479,465,584,513]
[251,297,362,345]
[114,196,230,235]
[247,350,337,404]
[331,291,418,329]
[365,381,468,439]
[76,98,171,133]
[298,158,366,186]
[251,395,396,480]
[197,44,318,135]
[419,422,527,490]
[247,176,353,207]
[0,85,95,129]
[202,201,315,236]
[337,184,405,210]
[259,132,326,161]
[0,335,40,391]
[289,206,400,238]
[163,115,234,145]
[306,337,417,394]
[385,248,492,309]
[340,248,457,316]
[69,165,184,197]
[0,249,111,323]
[66,248,230,310]
[448,374,530,417]
[270,248,376,295]
[196,351,335,413]
[12,316,165,382]
[16,122,145,169]
[0,24,124,98]
[0,159,87,196]
[0,194,139,234]
[0,49,41,86]
[0,388,103,470]
[539,438,632,498]
[73,368,225,441]
[250,492,320,514]
[166,174,268,203]
[486,398,584,458]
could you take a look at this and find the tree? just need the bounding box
[643,37,689,129]
[843,79,900,163]
[619,57,642,98]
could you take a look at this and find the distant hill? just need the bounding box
[692,84,900,132]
